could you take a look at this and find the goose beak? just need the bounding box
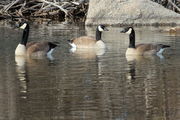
[67,39,71,42]
[104,27,109,31]
[14,23,20,28]
[120,29,126,33]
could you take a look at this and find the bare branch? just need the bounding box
[3,0,22,12]
[36,0,68,15]
[168,0,180,12]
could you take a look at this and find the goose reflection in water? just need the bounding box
[70,47,106,59]
[125,53,174,120]
[70,47,106,76]
[125,54,161,83]
[15,55,55,99]
[15,56,28,99]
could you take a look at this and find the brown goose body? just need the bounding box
[68,25,108,50]
[26,42,52,56]
[71,36,97,48]
[126,44,168,55]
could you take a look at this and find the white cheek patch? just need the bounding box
[126,28,132,34]
[98,26,104,32]
[20,23,27,29]
[47,48,54,56]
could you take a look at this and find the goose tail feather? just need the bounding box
[162,45,170,48]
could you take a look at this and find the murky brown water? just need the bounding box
[0,22,180,120]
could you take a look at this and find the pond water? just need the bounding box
[0,22,180,120]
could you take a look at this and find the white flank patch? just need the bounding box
[126,28,132,34]
[96,40,106,49]
[47,49,54,56]
[20,23,27,29]
[70,43,77,49]
[157,53,164,59]
[47,49,55,60]
[157,48,165,54]
[98,26,104,32]
[69,43,77,52]
[70,47,76,53]
[15,44,26,56]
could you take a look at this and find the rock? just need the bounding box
[85,0,180,25]
[164,27,180,33]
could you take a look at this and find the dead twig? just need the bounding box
[168,0,180,12]
[0,0,88,22]
[36,0,68,15]
[3,0,22,12]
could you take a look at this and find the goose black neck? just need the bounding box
[129,29,135,48]
[20,25,29,46]
[96,28,102,41]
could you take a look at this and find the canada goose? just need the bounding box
[15,22,59,57]
[121,27,170,56]
[68,25,108,51]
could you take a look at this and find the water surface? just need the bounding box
[0,22,180,120]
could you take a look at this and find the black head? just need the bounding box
[121,27,134,34]
[97,24,109,32]
[67,39,74,43]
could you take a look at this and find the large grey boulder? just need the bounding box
[85,0,180,25]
